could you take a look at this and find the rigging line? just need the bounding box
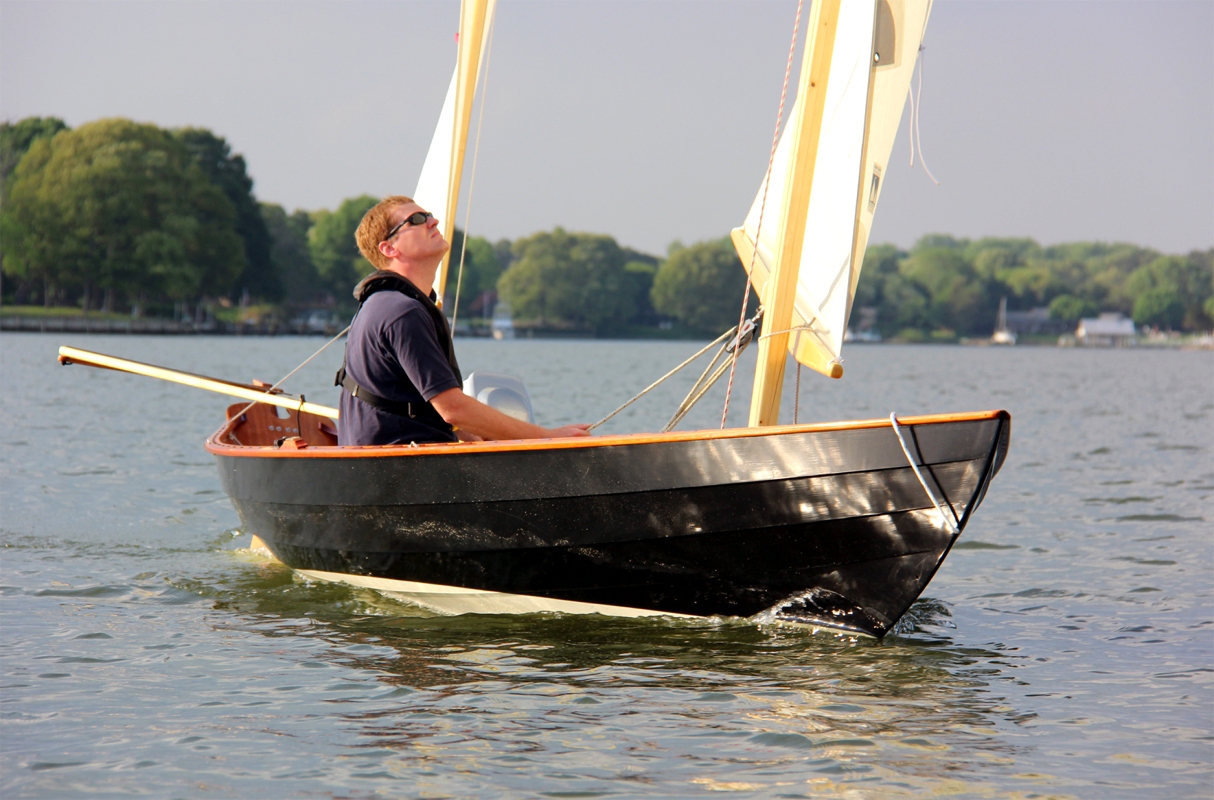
[721,0,805,429]
[588,327,736,432]
[451,9,498,330]
[913,46,940,185]
[889,413,959,534]
[758,322,817,341]
[662,308,763,431]
[665,357,734,432]
[230,325,350,423]
[794,362,801,424]
[662,340,731,432]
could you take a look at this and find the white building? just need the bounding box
[1076,313,1137,347]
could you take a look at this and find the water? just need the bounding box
[2,333,1211,798]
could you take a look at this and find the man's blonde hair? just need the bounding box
[355,195,414,271]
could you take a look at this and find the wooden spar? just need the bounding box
[748,0,842,428]
[57,346,340,419]
[435,0,495,300]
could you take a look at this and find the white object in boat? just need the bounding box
[462,371,534,423]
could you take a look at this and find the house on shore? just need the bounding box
[1076,313,1137,347]
[1005,307,1071,337]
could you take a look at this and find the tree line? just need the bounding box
[857,237,1212,338]
[3,116,1210,336]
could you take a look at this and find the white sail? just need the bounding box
[735,0,932,392]
[412,0,497,302]
[413,67,459,226]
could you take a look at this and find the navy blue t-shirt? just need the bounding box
[337,291,462,446]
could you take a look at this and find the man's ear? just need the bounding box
[378,240,397,260]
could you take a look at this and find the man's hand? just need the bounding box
[547,424,592,438]
[430,388,593,442]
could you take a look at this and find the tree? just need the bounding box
[854,243,904,311]
[0,117,68,189]
[1127,254,1213,331]
[879,273,931,337]
[309,195,378,304]
[2,118,243,310]
[1048,294,1097,323]
[175,128,279,301]
[1,118,69,296]
[623,261,658,325]
[261,203,320,304]
[446,229,503,318]
[1132,287,1185,330]
[497,228,632,332]
[901,245,991,335]
[650,237,750,334]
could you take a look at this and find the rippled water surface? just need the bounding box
[2,333,1211,798]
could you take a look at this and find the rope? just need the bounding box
[908,46,940,185]
[230,325,350,422]
[451,10,498,329]
[758,322,816,341]
[889,413,959,534]
[794,362,801,424]
[665,356,733,432]
[721,0,805,429]
[588,327,736,432]
[663,340,731,432]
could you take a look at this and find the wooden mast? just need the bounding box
[435,0,495,301]
[748,0,841,428]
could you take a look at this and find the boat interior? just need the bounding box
[223,403,338,448]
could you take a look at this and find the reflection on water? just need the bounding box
[170,555,1040,796]
[2,334,1211,797]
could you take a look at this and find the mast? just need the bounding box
[736,0,933,427]
[747,0,842,427]
[413,0,497,304]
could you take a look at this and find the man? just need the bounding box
[336,195,591,446]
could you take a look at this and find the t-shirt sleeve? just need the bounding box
[382,303,461,401]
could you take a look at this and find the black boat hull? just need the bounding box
[210,411,1010,637]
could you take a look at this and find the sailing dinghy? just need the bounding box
[61,0,1010,638]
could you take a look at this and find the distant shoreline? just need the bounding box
[5,314,1211,350]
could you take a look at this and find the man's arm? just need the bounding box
[430,388,591,441]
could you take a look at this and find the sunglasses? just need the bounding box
[382,211,434,241]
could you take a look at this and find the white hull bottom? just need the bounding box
[295,569,697,619]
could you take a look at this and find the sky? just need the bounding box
[1,0,1211,258]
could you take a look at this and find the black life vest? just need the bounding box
[335,271,462,438]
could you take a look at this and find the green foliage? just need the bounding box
[3,116,1207,335]
[1132,287,1185,329]
[1126,254,1214,330]
[175,128,279,301]
[0,117,68,189]
[650,237,750,333]
[261,203,320,304]
[497,228,634,333]
[308,195,378,304]
[1048,294,1097,322]
[447,229,503,318]
[2,118,243,309]
[623,261,659,324]
[853,236,1213,336]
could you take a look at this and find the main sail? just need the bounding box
[733,0,932,425]
[413,0,497,303]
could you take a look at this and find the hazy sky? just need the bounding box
[2,0,1211,257]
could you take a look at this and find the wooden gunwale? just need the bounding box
[205,409,1009,459]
